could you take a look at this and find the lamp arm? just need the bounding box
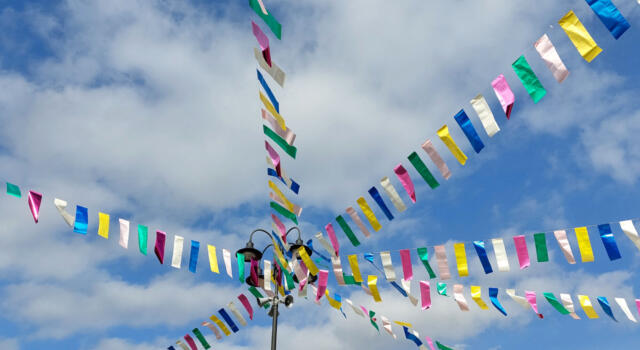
[284,226,302,242]
[248,229,274,245]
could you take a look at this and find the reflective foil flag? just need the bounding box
[248,0,281,39]
[544,292,570,315]
[223,249,233,278]
[155,231,167,264]
[325,223,340,256]
[270,201,298,225]
[512,55,546,103]
[453,110,484,153]
[470,94,500,137]
[263,110,295,145]
[238,294,254,320]
[422,140,452,180]
[597,223,621,260]
[118,219,130,249]
[175,341,188,350]
[437,282,447,296]
[453,284,470,311]
[254,48,285,87]
[417,247,437,279]
[171,235,184,269]
[73,205,88,234]
[437,125,468,165]
[54,198,75,227]
[560,293,581,320]
[473,240,493,274]
[558,11,602,62]
[453,243,469,277]
[264,125,297,159]
[98,212,110,239]
[513,235,530,269]
[575,227,595,262]
[533,232,549,262]
[357,197,382,231]
[218,309,239,333]
[252,21,270,57]
[407,152,440,189]
[491,74,515,119]
[597,296,617,321]
[507,289,535,312]
[400,249,413,281]
[336,215,361,246]
[192,328,211,349]
[27,190,42,223]
[394,164,416,202]
[586,0,630,39]
[380,177,406,212]
[368,187,394,221]
[380,316,397,339]
[267,167,299,194]
[368,275,382,302]
[470,286,490,310]
[183,335,198,350]
[228,302,248,326]
[265,141,282,177]
[348,255,363,283]
[298,247,319,275]
[554,230,576,264]
[489,288,507,316]
[525,291,543,318]
[208,245,219,273]
[138,225,148,255]
[209,314,231,336]
[534,34,569,83]
[257,70,278,111]
[346,207,371,238]
[619,220,640,252]
[6,182,21,197]
[189,241,200,273]
[614,298,637,322]
[434,245,451,280]
[492,238,510,272]
[420,281,432,310]
[403,327,424,348]
[202,321,222,340]
[381,251,397,281]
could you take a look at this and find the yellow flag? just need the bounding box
[437,125,468,165]
[575,227,594,262]
[348,255,363,283]
[368,275,382,302]
[578,295,600,319]
[260,92,286,130]
[470,286,489,310]
[207,245,220,273]
[298,247,319,276]
[98,212,110,239]
[356,197,382,231]
[558,11,602,63]
[325,289,342,310]
[209,315,231,336]
[454,243,469,277]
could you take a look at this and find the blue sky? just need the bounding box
[0,0,639,349]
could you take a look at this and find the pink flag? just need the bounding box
[154,231,166,264]
[420,281,431,310]
[27,190,43,223]
[526,291,544,318]
[534,34,569,83]
[238,294,254,320]
[421,140,451,180]
[492,74,515,119]
[265,141,282,176]
[394,164,416,203]
[399,249,413,281]
[425,336,436,350]
[315,270,329,302]
[272,214,286,241]
[325,223,340,257]
[184,335,198,350]
[513,235,531,269]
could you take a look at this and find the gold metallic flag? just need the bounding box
[471,286,489,310]
[574,227,594,262]
[558,11,602,62]
[437,125,468,165]
[98,212,110,239]
[454,243,469,277]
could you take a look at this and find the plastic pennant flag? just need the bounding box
[470,94,500,137]
[492,238,510,272]
[421,140,451,180]
[473,240,493,274]
[207,245,219,273]
[73,205,88,234]
[407,152,440,190]
[453,243,469,277]
[209,314,231,336]
[189,241,199,273]
[6,182,21,197]
[434,245,451,280]
[251,20,270,51]
[380,176,407,212]
[554,230,576,264]
[238,294,254,320]
[491,74,515,119]
[513,235,530,269]
[380,316,397,339]
[228,301,248,326]
[512,55,546,103]
[470,286,490,310]
[368,310,380,332]
[336,215,361,246]
[268,180,297,213]
[533,232,549,262]
[54,198,75,227]
[257,70,278,112]
[558,11,602,62]
[453,284,470,311]
[270,201,298,225]
[586,0,630,39]
[218,309,239,333]
[417,247,437,279]
[346,207,371,238]
[403,327,425,348]
[192,328,211,349]
[314,270,329,303]
[223,248,233,278]
[248,0,281,39]
[544,293,570,315]
[489,288,507,316]
[620,220,640,252]
[437,125,468,165]
[614,297,637,322]
[298,247,319,276]
[420,281,432,310]
[597,296,617,321]
[331,256,345,285]
[315,231,338,258]
[168,346,177,350]
[368,275,382,302]
[598,223,621,260]
[560,293,581,320]
[380,251,397,281]
[138,225,148,255]
[27,191,42,223]
[525,291,543,318]
[356,197,382,231]
[348,255,363,283]
[247,287,270,309]
[183,336,197,350]
[575,227,595,262]
[264,126,297,159]
[506,289,535,313]
[262,260,272,292]
[534,34,569,83]
[155,231,167,264]
[236,253,246,282]
[437,282,447,296]
[254,47,285,87]
[201,321,222,340]
[265,141,282,177]
[171,235,185,269]
[267,167,299,194]
[97,212,110,239]
[394,164,417,203]
[118,219,130,249]
[425,337,436,350]
[368,186,394,221]
[436,341,454,350]
[453,109,484,153]
[400,249,413,281]
[345,298,365,317]
[175,341,189,350]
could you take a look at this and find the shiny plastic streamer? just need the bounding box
[209,315,231,336]
[154,231,167,264]
[267,167,299,194]
[619,220,640,252]
[336,215,361,246]
[270,201,298,225]
[175,341,189,350]
[420,281,431,310]
[368,275,382,302]
[54,198,75,227]
[492,238,510,272]
[380,176,407,212]
[73,205,88,234]
[138,225,148,255]
[257,70,278,112]
[491,74,515,119]
[247,287,270,309]
[544,293,570,315]
[421,140,451,180]
[575,226,595,262]
[407,152,440,189]
[560,293,581,320]
[614,297,637,322]
[238,294,254,320]
[554,230,576,264]
[436,125,468,165]
[27,190,42,223]
[207,245,219,273]
[189,241,199,273]
[534,34,569,83]
[453,243,469,277]
[268,180,296,212]
[506,289,533,310]
[260,92,286,131]
[348,255,363,283]
[470,286,489,310]
[525,291,543,318]
[473,240,493,274]
[192,328,211,349]
[380,251,397,281]
[417,247,437,279]
[586,0,630,39]
[264,126,297,158]
[453,109,484,153]
[265,141,282,176]
[437,282,447,296]
[357,197,382,231]
[400,249,413,281]
[331,256,346,285]
[345,298,365,317]
[597,223,621,260]
[579,295,600,318]
[325,290,342,310]
[512,55,546,103]
[597,297,617,321]
[171,235,185,269]
[489,288,507,316]
[6,182,21,197]
[380,316,397,339]
[249,0,281,39]
[201,321,222,340]
[368,186,394,221]
[97,212,110,239]
[533,232,549,262]
[298,247,319,276]
[262,260,271,291]
[513,235,530,269]
[453,284,470,311]
[403,327,424,348]
[183,335,197,350]
[470,94,500,137]
[558,11,602,62]
[425,336,436,350]
[251,21,269,51]
[394,164,416,203]
[228,301,248,326]
[254,48,285,87]
[223,249,233,278]
[218,309,239,333]
[434,245,451,280]
[118,219,129,249]
[436,341,454,350]
[368,310,379,332]
[315,231,337,258]
[346,207,371,238]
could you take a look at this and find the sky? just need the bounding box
[0,0,639,349]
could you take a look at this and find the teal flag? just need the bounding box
[512,55,546,103]
[6,182,21,198]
